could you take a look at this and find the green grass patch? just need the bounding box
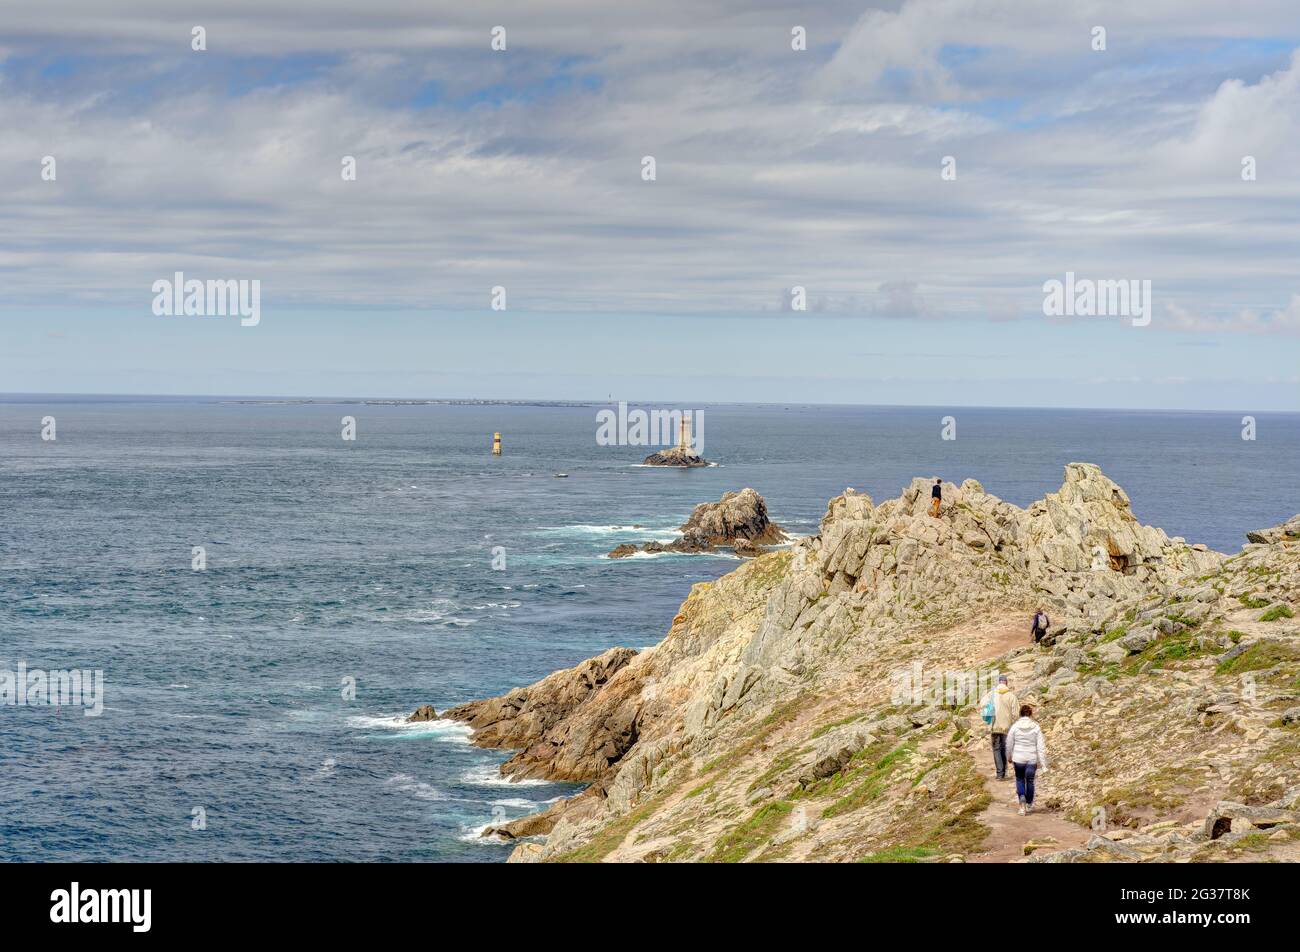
[857,846,938,863]
[1216,640,1297,676]
[809,713,865,740]
[704,801,794,863]
[685,780,715,799]
[1260,605,1295,622]
[821,741,917,819]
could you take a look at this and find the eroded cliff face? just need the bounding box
[445,464,1300,863]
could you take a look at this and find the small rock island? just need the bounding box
[642,415,709,466]
[608,488,788,558]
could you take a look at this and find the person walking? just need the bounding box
[980,675,1018,781]
[1030,609,1050,644]
[929,478,942,517]
[1005,704,1048,815]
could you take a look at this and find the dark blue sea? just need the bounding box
[2,398,1297,861]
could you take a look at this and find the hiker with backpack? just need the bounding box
[929,478,942,517]
[1005,703,1049,815]
[980,675,1018,781]
[1031,609,1050,644]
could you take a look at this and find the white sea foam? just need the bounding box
[349,714,472,743]
[384,772,449,801]
[458,823,511,844]
[460,764,552,787]
[629,461,720,468]
[606,550,672,560]
[535,523,681,540]
[491,797,543,809]
[307,757,337,781]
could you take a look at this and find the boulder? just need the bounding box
[1203,802,1296,838]
[1246,514,1300,545]
[407,704,438,722]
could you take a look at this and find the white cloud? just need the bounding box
[0,1,1298,339]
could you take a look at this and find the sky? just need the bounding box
[1,1,1299,409]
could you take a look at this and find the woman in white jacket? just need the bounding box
[1004,704,1048,815]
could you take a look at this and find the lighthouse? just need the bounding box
[492,432,502,455]
[677,414,692,452]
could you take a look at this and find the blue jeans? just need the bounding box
[1014,762,1037,805]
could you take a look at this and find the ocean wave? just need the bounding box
[307,757,337,781]
[602,548,742,561]
[629,461,720,468]
[534,523,682,540]
[490,797,546,809]
[383,773,449,802]
[460,764,552,787]
[457,823,510,844]
[348,714,472,743]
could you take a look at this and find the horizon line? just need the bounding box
[0,391,1295,415]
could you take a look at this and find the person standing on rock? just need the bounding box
[1005,704,1048,815]
[1031,609,1050,644]
[982,675,1018,781]
[930,478,942,517]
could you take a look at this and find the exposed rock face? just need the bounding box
[406,704,438,722]
[440,464,1300,863]
[607,488,787,558]
[643,446,709,467]
[443,647,639,781]
[1247,514,1300,545]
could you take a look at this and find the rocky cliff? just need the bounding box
[443,464,1300,863]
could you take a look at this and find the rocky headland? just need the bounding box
[607,488,788,559]
[433,464,1300,863]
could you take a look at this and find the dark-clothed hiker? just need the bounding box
[1031,609,1050,643]
[929,478,942,517]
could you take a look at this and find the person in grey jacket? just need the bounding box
[1004,704,1048,815]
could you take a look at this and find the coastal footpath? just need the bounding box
[443,464,1300,862]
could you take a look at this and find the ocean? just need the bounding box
[2,398,1297,861]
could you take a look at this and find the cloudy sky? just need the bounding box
[2,1,1299,408]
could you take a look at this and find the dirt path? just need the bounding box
[968,616,1033,663]
[958,615,1091,862]
[965,738,1091,862]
